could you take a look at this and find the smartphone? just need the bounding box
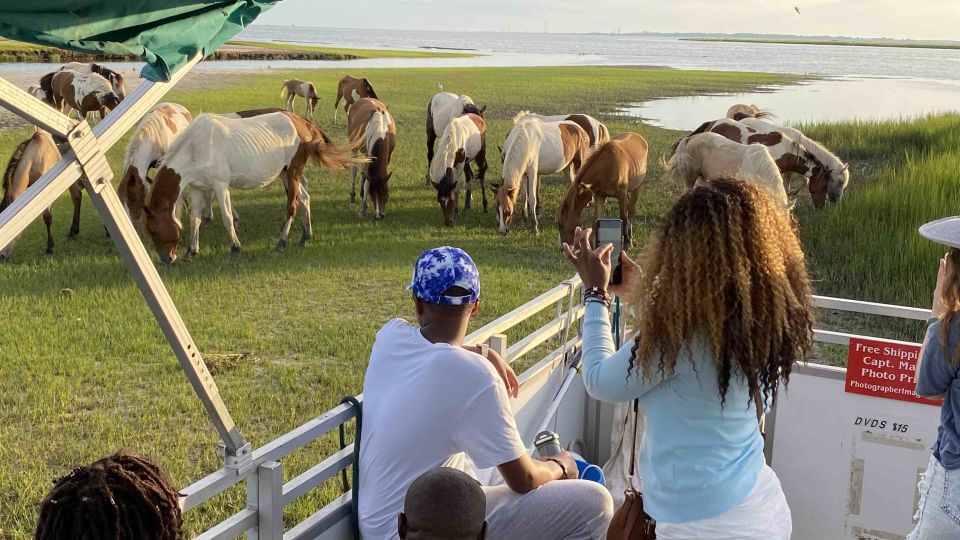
[594,218,623,285]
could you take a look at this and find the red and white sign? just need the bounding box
[845,337,942,406]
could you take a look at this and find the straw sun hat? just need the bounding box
[919,217,960,249]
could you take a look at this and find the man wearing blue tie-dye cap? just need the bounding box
[358,246,613,540]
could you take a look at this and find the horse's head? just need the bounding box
[433,171,458,226]
[462,102,485,118]
[143,167,182,264]
[556,186,593,248]
[98,91,121,111]
[827,163,850,203]
[109,73,126,100]
[120,166,147,223]
[363,78,378,100]
[490,181,519,234]
[808,168,829,209]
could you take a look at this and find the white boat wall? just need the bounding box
[179,278,939,540]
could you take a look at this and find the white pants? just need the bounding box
[483,480,614,539]
[655,465,792,540]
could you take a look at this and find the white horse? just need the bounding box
[143,111,356,263]
[525,113,610,150]
[118,103,193,224]
[429,113,488,225]
[737,117,850,203]
[425,91,485,183]
[492,114,591,235]
[667,132,788,207]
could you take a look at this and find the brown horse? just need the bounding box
[1,130,83,259]
[281,79,319,119]
[143,111,358,263]
[41,70,121,120]
[334,76,378,122]
[347,98,396,219]
[556,132,648,250]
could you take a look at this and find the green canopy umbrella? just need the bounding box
[0,0,277,81]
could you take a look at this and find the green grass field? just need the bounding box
[683,37,960,50]
[0,65,804,537]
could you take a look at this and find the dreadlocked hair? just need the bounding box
[626,177,814,408]
[34,451,183,540]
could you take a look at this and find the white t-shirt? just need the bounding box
[357,319,527,539]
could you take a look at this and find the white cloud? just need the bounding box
[255,0,960,40]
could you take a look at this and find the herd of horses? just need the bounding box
[1,64,851,264]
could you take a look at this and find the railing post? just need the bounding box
[489,334,508,361]
[258,461,284,540]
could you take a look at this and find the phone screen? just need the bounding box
[595,218,623,285]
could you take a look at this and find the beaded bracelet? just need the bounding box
[583,287,611,307]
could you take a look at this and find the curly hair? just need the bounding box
[34,451,182,540]
[938,248,960,365]
[626,178,815,407]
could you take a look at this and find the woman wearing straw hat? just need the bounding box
[909,217,960,539]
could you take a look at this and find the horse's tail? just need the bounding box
[308,140,368,171]
[664,138,697,183]
[1,136,34,212]
[280,81,289,98]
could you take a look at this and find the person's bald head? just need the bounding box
[398,468,486,540]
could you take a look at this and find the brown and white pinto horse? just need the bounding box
[118,103,193,224]
[667,132,788,208]
[425,91,485,183]
[492,114,590,235]
[556,132,648,250]
[41,70,120,119]
[334,76,378,122]
[143,111,358,263]
[60,62,126,100]
[527,113,610,151]
[676,117,831,205]
[347,98,396,219]
[429,113,488,225]
[281,79,320,119]
[1,130,84,259]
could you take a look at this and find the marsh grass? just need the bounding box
[0,65,800,537]
[226,40,476,59]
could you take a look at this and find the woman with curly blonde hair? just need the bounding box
[563,178,814,539]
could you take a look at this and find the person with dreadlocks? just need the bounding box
[34,451,183,540]
[563,178,814,540]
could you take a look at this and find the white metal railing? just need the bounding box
[811,294,930,347]
[184,275,584,540]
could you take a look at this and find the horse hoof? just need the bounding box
[0,254,7,262]
[231,245,241,256]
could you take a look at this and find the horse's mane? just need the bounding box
[664,137,697,181]
[501,121,539,190]
[363,79,378,100]
[1,135,35,210]
[557,142,610,221]
[512,110,538,124]
[430,116,465,181]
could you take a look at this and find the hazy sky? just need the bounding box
[256,0,958,41]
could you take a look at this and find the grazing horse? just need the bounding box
[676,117,831,205]
[526,113,610,150]
[347,98,396,219]
[41,70,120,120]
[143,111,357,263]
[27,85,49,103]
[738,117,850,205]
[726,104,774,121]
[334,76,378,122]
[1,130,84,259]
[281,79,320,119]
[667,132,788,207]
[429,113,488,225]
[60,62,126,100]
[556,132,648,250]
[492,114,591,235]
[118,103,193,224]
[425,91,486,183]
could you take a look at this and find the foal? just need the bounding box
[281,79,320,119]
[143,112,357,263]
[556,132,648,249]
